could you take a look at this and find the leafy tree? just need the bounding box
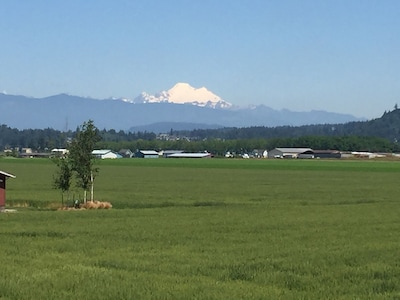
[68,120,101,203]
[53,156,73,206]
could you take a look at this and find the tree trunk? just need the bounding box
[90,171,94,201]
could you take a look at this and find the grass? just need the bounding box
[1,158,400,299]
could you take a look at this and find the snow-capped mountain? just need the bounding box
[133,82,233,109]
[0,90,364,131]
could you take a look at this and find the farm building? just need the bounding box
[19,152,51,158]
[268,148,312,159]
[298,150,341,159]
[51,148,69,157]
[166,152,212,158]
[135,150,160,158]
[92,150,122,159]
[161,150,184,158]
[0,170,16,211]
[118,149,134,158]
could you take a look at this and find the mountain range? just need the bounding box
[0,83,364,132]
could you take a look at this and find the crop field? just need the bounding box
[1,157,400,299]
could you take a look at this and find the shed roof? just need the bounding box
[303,149,340,154]
[0,171,16,178]
[138,150,159,155]
[163,150,184,154]
[275,148,312,153]
[92,149,112,155]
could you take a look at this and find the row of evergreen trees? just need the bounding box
[1,108,400,155]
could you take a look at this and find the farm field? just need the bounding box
[1,158,400,299]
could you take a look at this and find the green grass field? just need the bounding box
[1,158,400,299]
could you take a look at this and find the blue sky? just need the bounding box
[1,0,399,119]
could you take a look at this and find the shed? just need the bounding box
[268,148,312,159]
[118,149,134,158]
[92,150,122,159]
[301,150,341,159]
[161,150,184,158]
[135,150,160,158]
[0,170,16,211]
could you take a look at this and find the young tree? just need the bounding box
[68,120,101,203]
[53,156,73,206]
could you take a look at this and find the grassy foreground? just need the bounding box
[1,158,400,299]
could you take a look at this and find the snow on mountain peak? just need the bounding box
[134,82,232,109]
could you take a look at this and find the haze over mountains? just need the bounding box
[0,83,364,132]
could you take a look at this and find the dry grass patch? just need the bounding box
[58,200,112,211]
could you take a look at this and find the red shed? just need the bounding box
[0,170,16,211]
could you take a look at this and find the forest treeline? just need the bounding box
[1,108,400,156]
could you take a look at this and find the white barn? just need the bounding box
[92,150,122,159]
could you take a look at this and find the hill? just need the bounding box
[0,91,362,131]
[179,108,400,142]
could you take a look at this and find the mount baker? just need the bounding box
[0,83,363,131]
[122,82,232,109]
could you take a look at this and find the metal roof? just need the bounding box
[92,149,112,155]
[275,148,312,153]
[163,150,184,154]
[167,153,211,158]
[139,150,159,155]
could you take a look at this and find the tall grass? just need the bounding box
[0,158,400,299]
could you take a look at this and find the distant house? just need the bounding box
[92,150,122,159]
[166,152,212,158]
[51,148,69,157]
[268,148,312,159]
[118,149,133,158]
[135,150,159,158]
[21,148,33,154]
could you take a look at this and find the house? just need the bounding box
[118,149,134,158]
[21,148,33,154]
[268,148,312,159]
[135,150,160,158]
[0,170,16,211]
[92,149,122,159]
[51,148,69,157]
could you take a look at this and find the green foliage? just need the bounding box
[68,120,101,201]
[52,158,72,193]
[52,157,73,205]
[0,124,70,150]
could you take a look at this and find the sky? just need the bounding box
[1,0,399,119]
